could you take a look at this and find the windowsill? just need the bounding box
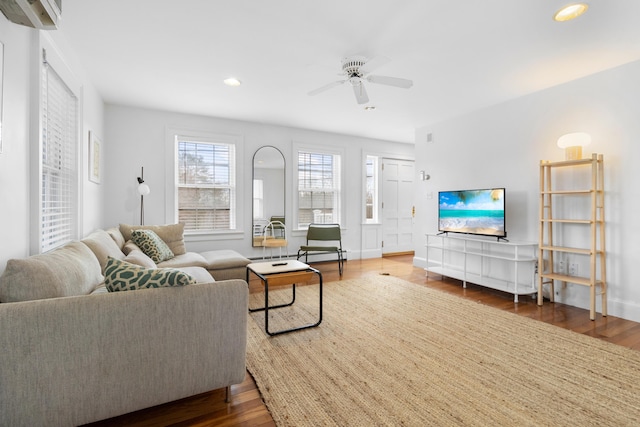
[184,230,244,242]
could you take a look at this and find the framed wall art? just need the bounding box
[88,131,101,183]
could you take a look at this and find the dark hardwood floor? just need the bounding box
[85,255,640,426]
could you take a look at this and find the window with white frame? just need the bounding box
[297,150,341,228]
[40,49,79,253]
[365,155,378,223]
[176,137,236,232]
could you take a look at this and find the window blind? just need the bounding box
[297,151,341,227]
[40,54,78,252]
[177,139,236,231]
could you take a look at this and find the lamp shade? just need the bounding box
[137,183,150,196]
[557,132,591,160]
[557,132,591,148]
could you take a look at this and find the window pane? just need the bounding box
[298,152,334,189]
[177,139,235,232]
[297,151,340,228]
[365,156,377,222]
[178,142,230,186]
[178,187,230,209]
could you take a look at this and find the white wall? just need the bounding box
[414,59,640,322]
[104,104,414,259]
[0,17,104,273]
[0,18,32,269]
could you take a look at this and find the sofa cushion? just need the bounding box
[104,257,196,292]
[106,227,126,250]
[131,229,175,263]
[119,223,186,256]
[90,285,109,295]
[157,252,209,269]
[123,249,157,269]
[122,240,141,255]
[200,250,251,270]
[81,229,126,271]
[174,266,216,284]
[0,242,104,302]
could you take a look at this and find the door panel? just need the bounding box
[381,158,415,254]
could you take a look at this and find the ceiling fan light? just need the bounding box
[308,55,411,105]
[554,3,588,22]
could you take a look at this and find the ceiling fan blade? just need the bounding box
[359,55,390,75]
[308,80,346,96]
[352,82,369,104]
[366,75,413,89]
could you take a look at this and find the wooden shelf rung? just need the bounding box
[539,246,592,255]
[540,190,592,195]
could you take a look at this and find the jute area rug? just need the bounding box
[246,274,640,426]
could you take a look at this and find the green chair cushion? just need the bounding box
[300,245,339,252]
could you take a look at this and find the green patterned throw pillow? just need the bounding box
[104,257,196,292]
[130,229,174,263]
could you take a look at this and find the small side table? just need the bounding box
[247,260,322,336]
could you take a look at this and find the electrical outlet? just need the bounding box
[558,260,565,273]
[569,263,579,276]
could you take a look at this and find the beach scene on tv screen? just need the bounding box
[439,189,505,236]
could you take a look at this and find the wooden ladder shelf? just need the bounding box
[537,153,607,320]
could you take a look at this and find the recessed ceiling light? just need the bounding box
[554,3,589,22]
[224,78,242,87]
[364,106,376,111]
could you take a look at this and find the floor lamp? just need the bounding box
[136,167,150,225]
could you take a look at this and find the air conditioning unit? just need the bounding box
[0,0,61,30]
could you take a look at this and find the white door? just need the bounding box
[381,158,415,254]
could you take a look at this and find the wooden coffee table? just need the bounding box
[247,260,322,336]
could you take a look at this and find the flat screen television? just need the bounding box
[438,188,506,240]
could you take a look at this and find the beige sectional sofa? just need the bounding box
[0,224,251,426]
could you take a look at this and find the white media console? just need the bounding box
[425,234,538,302]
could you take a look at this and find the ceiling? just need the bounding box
[59,0,640,144]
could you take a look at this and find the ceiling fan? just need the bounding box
[308,55,413,105]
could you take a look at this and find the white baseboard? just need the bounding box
[361,249,382,259]
[600,298,640,323]
[413,256,426,269]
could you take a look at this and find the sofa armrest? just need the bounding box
[0,280,248,427]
